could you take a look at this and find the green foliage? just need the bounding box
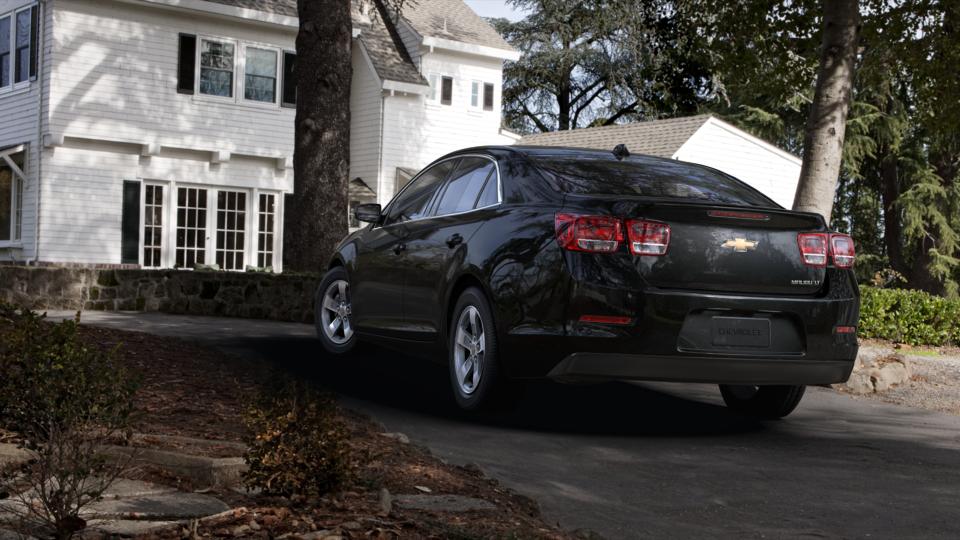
[243,381,352,498]
[0,304,140,540]
[858,286,960,346]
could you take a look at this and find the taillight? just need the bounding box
[626,219,670,256]
[830,234,856,268]
[797,233,828,267]
[555,213,623,253]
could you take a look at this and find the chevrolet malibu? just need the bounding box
[315,146,859,418]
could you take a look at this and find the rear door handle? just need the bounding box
[446,233,463,248]
[393,242,406,255]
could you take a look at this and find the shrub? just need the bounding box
[243,381,353,498]
[0,305,139,539]
[858,286,960,346]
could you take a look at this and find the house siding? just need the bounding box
[0,0,52,263]
[673,120,801,209]
[350,43,383,198]
[378,49,511,202]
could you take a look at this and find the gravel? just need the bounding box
[840,351,960,416]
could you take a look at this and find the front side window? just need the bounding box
[257,193,276,268]
[14,9,28,83]
[199,39,235,97]
[216,190,246,271]
[244,47,277,103]
[384,160,455,226]
[0,149,23,242]
[143,185,164,267]
[0,16,10,88]
[434,158,495,216]
[176,187,208,268]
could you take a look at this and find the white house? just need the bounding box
[0,0,518,271]
[520,115,802,209]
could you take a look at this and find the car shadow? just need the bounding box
[230,335,767,438]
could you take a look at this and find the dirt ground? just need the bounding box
[73,325,572,539]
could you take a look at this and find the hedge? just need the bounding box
[858,286,960,346]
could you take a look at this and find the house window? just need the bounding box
[143,185,164,268]
[257,193,276,269]
[0,4,36,91]
[0,17,9,88]
[440,76,453,105]
[0,148,24,243]
[483,83,494,111]
[13,9,29,83]
[199,39,235,97]
[175,187,208,268]
[244,46,278,103]
[215,190,246,271]
[470,81,480,108]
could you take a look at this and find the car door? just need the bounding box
[351,159,455,338]
[401,156,501,342]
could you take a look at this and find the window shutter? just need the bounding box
[29,6,38,80]
[281,51,296,108]
[177,33,196,95]
[121,181,141,265]
[440,76,453,105]
[483,83,494,111]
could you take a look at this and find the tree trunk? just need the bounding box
[284,0,352,273]
[792,0,860,222]
[879,146,907,276]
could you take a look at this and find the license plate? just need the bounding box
[711,317,771,348]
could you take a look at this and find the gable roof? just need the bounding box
[199,0,425,86]
[519,115,714,158]
[399,0,513,52]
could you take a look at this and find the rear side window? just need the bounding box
[384,160,455,226]
[534,156,778,207]
[434,158,495,216]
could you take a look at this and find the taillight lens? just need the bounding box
[797,233,828,267]
[830,234,856,268]
[626,219,670,256]
[555,213,623,253]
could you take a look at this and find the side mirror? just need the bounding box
[354,203,383,224]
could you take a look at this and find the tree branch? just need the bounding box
[601,101,639,126]
[522,103,552,133]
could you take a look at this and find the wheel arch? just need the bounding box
[444,272,498,344]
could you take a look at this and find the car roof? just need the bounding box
[450,145,691,166]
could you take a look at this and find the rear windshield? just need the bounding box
[533,156,779,208]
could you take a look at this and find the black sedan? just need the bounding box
[315,146,859,418]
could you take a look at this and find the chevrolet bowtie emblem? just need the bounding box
[721,238,759,252]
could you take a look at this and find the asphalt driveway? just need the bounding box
[51,311,960,539]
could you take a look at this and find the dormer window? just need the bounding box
[199,39,235,98]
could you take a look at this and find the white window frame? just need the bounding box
[194,34,283,109]
[427,72,440,103]
[254,191,280,270]
[469,80,481,109]
[196,36,238,102]
[0,145,25,247]
[0,4,35,95]
[139,182,169,268]
[240,44,281,107]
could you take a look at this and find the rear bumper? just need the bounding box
[547,353,854,385]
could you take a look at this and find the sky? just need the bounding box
[462,0,528,21]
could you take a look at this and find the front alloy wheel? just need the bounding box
[316,267,356,354]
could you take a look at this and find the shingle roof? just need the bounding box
[520,115,714,158]
[199,0,425,86]
[400,0,513,51]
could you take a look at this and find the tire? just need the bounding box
[448,287,518,411]
[315,266,357,355]
[719,384,806,420]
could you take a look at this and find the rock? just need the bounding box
[381,432,410,444]
[378,487,392,516]
[232,524,251,536]
[249,519,261,531]
[341,520,362,530]
[82,492,230,520]
[844,371,875,394]
[414,485,432,493]
[874,361,910,392]
[299,530,334,539]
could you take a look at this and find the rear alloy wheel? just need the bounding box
[315,267,356,354]
[719,384,806,420]
[448,287,517,411]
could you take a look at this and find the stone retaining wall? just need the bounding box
[0,266,320,323]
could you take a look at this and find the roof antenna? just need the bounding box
[612,144,630,160]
